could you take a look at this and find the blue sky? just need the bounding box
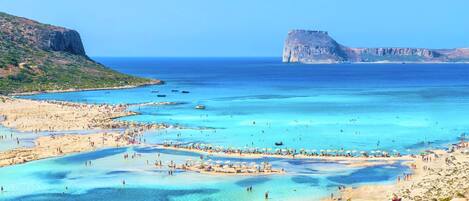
[1,0,468,57]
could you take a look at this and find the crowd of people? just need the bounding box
[153,157,282,175]
[161,141,403,159]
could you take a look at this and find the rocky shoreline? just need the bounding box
[10,79,163,96]
[283,30,469,64]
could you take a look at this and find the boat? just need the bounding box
[274,141,283,146]
[181,91,190,94]
[195,105,206,110]
[157,94,166,97]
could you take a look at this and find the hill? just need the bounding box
[283,30,469,64]
[0,12,160,94]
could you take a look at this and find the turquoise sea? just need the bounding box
[1,57,469,200]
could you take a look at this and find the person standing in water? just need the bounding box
[264,191,269,199]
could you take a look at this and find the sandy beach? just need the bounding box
[0,96,135,132]
[151,158,285,176]
[154,144,414,168]
[0,132,129,167]
[323,142,469,201]
[0,95,166,168]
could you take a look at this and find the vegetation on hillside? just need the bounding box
[0,12,157,95]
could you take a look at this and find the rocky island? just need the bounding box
[0,12,161,95]
[283,30,469,64]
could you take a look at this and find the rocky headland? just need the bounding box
[283,30,469,64]
[0,12,161,95]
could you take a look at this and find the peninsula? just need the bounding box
[283,30,469,64]
[0,12,161,95]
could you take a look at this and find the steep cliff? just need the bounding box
[282,29,469,64]
[0,12,159,94]
[0,12,86,56]
[282,30,349,63]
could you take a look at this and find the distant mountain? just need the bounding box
[282,30,469,64]
[0,12,160,94]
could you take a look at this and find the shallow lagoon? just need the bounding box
[0,126,37,152]
[6,58,469,200]
[0,147,409,201]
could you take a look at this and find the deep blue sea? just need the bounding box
[1,57,469,201]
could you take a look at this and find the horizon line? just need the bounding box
[91,56,283,59]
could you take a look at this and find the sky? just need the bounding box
[1,0,468,57]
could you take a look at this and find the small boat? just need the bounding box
[181,91,190,94]
[151,90,159,93]
[274,142,283,146]
[157,94,166,97]
[171,89,179,92]
[195,105,206,110]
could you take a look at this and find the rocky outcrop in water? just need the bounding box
[282,30,348,63]
[282,30,469,64]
